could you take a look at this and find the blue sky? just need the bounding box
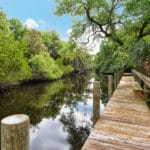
[0,0,72,40]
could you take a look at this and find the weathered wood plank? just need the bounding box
[82,76,150,150]
[132,70,150,88]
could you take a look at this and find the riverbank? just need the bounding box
[0,70,91,92]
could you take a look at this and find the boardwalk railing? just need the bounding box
[132,70,150,88]
[132,70,150,96]
[82,74,150,149]
[107,70,123,98]
[114,69,123,89]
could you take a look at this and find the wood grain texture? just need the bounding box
[82,76,150,150]
[132,70,150,88]
[1,114,29,150]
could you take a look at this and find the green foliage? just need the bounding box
[128,40,150,67]
[95,41,112,72]
[54,0,150,74]
[29,53,63,80]
[0,9,10,35]
[58,41,76,61]
[0,9,93,88]
[56,58,74,75]
[23,29,47,57]
[126,0,150,19]
[0,10,31,87]
[54,0,125,45]
[95,40,132,72]
[9,18,27,40]
[58,41,92,74]
[0,33,31,86]
[42,30,62,59]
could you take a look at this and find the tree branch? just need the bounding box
[84,6,124,46]
[138,21,148,38]
[84,30,105,44]
[141,30,150,37]
[85,7,111,37]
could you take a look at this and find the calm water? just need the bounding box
[0,73,108,150]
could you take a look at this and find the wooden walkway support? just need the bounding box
[82,75,150,150]
[93,81,101,126]
[1,114,30,150]
[108,75,113,99]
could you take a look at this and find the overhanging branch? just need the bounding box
[84,6,124,46]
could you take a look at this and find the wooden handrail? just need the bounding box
[132,70,150,88]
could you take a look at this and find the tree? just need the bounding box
[123,0,150,73]
[94,39,133,73]
[54,0,126,45]
[0,33,31,87]
[54,0,150,74]
[23,29,47,57]
[29,53,63,80]
[9,18,27,40]
[58,41,92,74]
[42,30,62,59]
[0,9,10,35]
[54,0,150,45]
[0,9,31,88]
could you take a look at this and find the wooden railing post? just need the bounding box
[132,70,150,99]
[118,70,123,82]
[114,70,123,90]
[108,75,113,99]
[144,84,149,98]
[93,81,100,126]
[117,72,119,85]
[1,114,30,150]
[114,73,117,89]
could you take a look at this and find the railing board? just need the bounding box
[132,69,150,88]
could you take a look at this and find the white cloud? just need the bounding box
[66,28,72,35]
[24,18,39,29]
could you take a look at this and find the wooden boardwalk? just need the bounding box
[82,76,150,150]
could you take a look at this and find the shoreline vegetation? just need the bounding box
[0,9,93,91]
[0,70,92,92]
[1,0,150,91]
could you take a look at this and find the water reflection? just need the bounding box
[30,118,69,150]
[0,73,107,150]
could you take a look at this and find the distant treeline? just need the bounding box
[0,9,93,90]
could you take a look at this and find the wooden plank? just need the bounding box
[123,73,132,76]
[82,76,150,150]
[143,90,150,94]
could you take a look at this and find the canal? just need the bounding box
[0,73,108,150]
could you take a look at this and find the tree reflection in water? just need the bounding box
[60,107,91,150]
[0,73,107,150]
